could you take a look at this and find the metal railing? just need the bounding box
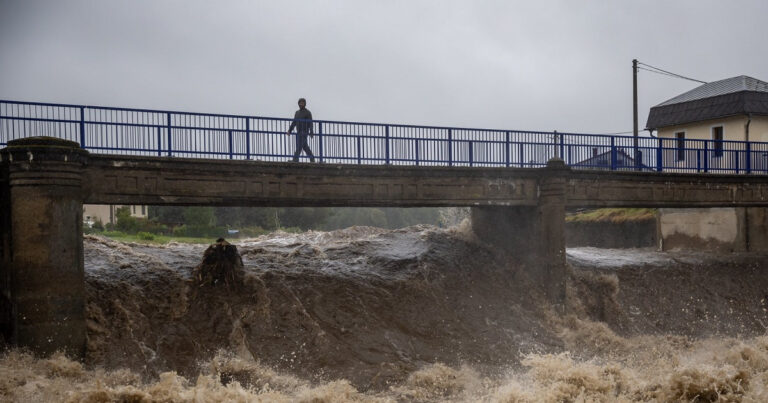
[2,99,767,174]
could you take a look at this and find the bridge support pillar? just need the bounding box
[471,158,568,310]
[0,137,88,358]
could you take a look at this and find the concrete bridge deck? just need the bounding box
[84,153,768,208]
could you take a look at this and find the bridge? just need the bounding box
[2,100,768,360]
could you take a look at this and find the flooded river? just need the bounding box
[3,223,768,401]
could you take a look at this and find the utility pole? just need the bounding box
[633,59,640,170]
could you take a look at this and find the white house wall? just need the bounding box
[750,116,768,142]
[657,115,749,141]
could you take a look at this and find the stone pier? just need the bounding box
[471,159,568,309]
[0,137,88,357]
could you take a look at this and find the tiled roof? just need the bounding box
[656,76,768,107]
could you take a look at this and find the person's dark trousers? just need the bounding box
[293,132,315,162]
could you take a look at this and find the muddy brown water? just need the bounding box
[3,223,768,401]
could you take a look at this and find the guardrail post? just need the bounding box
[166,112,172,157]
[469,141,474,167]
[610,137,617,170]
[518,142,524,167]
[703,141,709,172]
[505,131,510,167]
[656,137,662,172]
[448,128,453,166]
[415,139,420,166]
[746,142,752,174]
[356,135,362,165]
[696,150,701,172]
[245,118,250,160]
[385,125,390,164]
[735,148,740,174]
[552,130,558,158]
[79,107,85,149]
[228,130,233,159]
[318,122,324,163]
[156,126,162,156]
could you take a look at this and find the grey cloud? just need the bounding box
[1,0,766,134]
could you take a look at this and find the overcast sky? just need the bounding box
[1,0,767,134]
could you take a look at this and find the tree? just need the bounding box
[148,206,185,225]
[278,207,333,230]
[115,206,138,232]
[183,207,214,227]
[214,207,281,229]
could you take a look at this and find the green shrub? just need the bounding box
[115,206,140,233]
[111,206,173,235]
[137,232,155,241]
[137,220,170,235]
[92,219,105,232]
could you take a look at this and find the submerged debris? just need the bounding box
[193,238,244,287]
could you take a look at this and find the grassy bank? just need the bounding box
[97,231,216,244]
[92,228,305,245]
[566,208,656,223]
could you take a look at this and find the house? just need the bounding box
[571,148,651,171]
[645,75,768,252]
[646,75,768,140]
[646,75,768,170]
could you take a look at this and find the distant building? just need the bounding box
[83,204,147,227]
[572,148,651,171]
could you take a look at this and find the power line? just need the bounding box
[588,129,655,135]
[593,130,635,135]
[637,61,707,84]
[638,61,707,83]
[637,66,688,79]
[637,66,693,80]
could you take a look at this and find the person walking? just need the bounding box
[286,98,315,162]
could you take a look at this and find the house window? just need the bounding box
[676,132,685,161]
[141,205,145,215]
[712,126,724,157]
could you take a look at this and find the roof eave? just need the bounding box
[646,90,768,130]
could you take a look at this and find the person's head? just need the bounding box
[298,98,306,109]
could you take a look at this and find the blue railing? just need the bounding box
[2,99,767,174]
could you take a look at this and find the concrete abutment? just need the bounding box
[0,137,88,358]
